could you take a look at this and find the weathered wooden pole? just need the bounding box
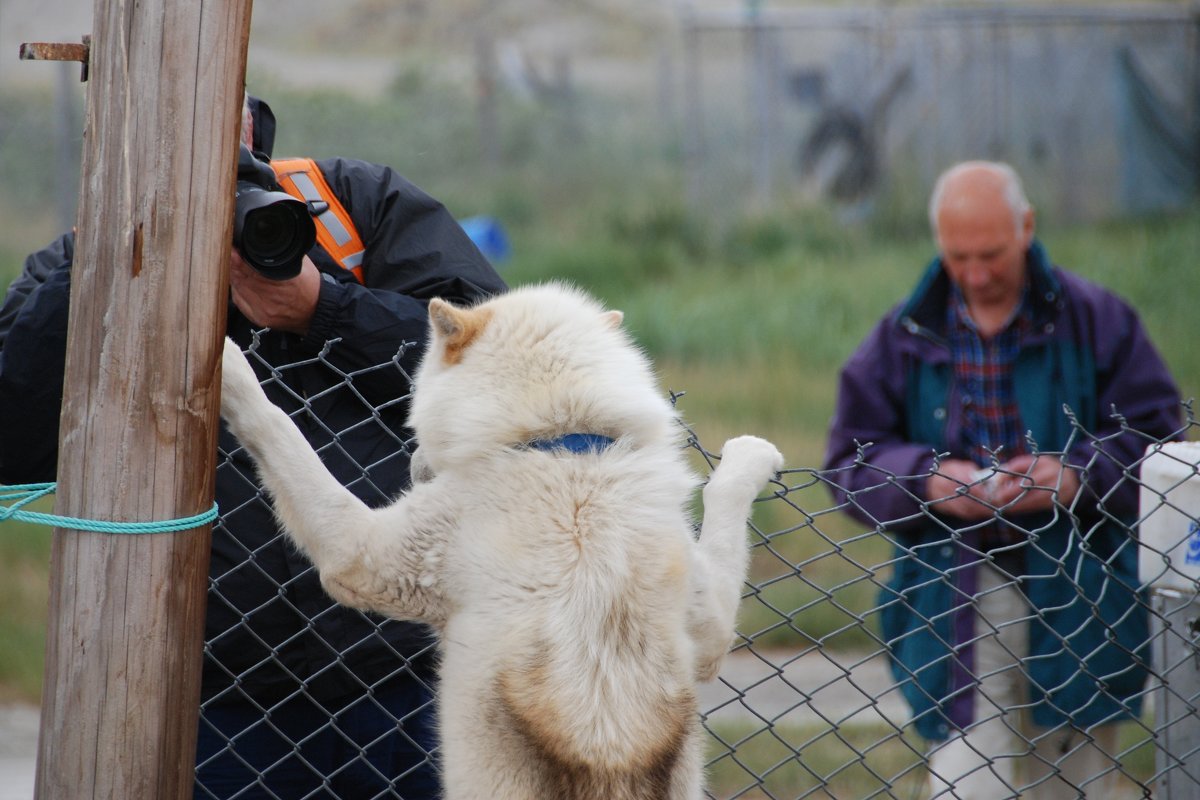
[30,0,253,796]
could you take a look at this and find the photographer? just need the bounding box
[0,95,506,799]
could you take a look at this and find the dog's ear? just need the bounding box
[429,298,491,365]
[429,298,466,341]
[603,310,624,330]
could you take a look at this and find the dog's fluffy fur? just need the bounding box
[219,283,783,798]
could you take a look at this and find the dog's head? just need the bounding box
[409,282,679,472]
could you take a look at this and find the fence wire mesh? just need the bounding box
[199,340,1200,799]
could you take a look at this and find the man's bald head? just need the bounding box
[927,161,1036,333]
[928,161,1031,240]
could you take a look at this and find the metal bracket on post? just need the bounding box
[18,35,92,81]
[1187,612,1200,668]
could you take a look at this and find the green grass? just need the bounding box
[0,510,53,704]
[704,717,1157,798]
[706,721,929,798]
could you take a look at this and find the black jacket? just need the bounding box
[0,109,506,703]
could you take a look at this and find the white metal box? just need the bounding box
[1139,441,1200,591]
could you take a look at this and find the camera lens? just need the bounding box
[233,182,316,280]
[243,204,302,264]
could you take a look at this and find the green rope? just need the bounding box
[1,483,218,534]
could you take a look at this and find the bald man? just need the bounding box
[824,161,1181,798]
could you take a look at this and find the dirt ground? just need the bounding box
[0,703,37,800]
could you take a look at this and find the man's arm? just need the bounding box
[0,234,75,483]
[823,319,951,530]
[0,233,73,349]
[1061,288,1182,519]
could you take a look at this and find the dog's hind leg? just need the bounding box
[219,337,445,623]
[687,435,783,681]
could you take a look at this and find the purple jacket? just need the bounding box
[824,242,1182,739]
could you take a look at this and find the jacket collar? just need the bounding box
[898,239,1063,338]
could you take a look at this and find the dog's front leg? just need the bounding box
[219,337,446,624]
[688,435,783,681]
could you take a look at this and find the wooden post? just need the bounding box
[32,0,253,797]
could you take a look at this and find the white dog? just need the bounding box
[219,282,783,799]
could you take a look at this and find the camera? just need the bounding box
[233,145,316,280]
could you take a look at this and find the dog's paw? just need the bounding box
[713,435,784,491]
[409,445,435,484]
[220,337,263,422]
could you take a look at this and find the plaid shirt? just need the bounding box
[947,285,1032,467]
[948,285,1033,555]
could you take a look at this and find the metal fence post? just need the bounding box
[1139,440,1200,796]
[29,0,252,796]
[680,1,705,215]
[745,0,773,207]
[1150,589,1200,795]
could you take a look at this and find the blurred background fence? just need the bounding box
[680,2,1200,223]
[2,1,1197,237]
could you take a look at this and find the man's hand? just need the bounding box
[926,454,1081,520]
[229,250,321,335]
[925,458,995,520]
[990,453,1081,514]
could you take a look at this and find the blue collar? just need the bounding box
[525,433,615,454]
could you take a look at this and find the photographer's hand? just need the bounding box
[229,250,321,335]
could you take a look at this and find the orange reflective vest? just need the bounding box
[270,158,366,284]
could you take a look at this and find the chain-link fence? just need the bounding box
[199,338,442,799]
[199,339,1199,799]
[710,413,1200,799]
